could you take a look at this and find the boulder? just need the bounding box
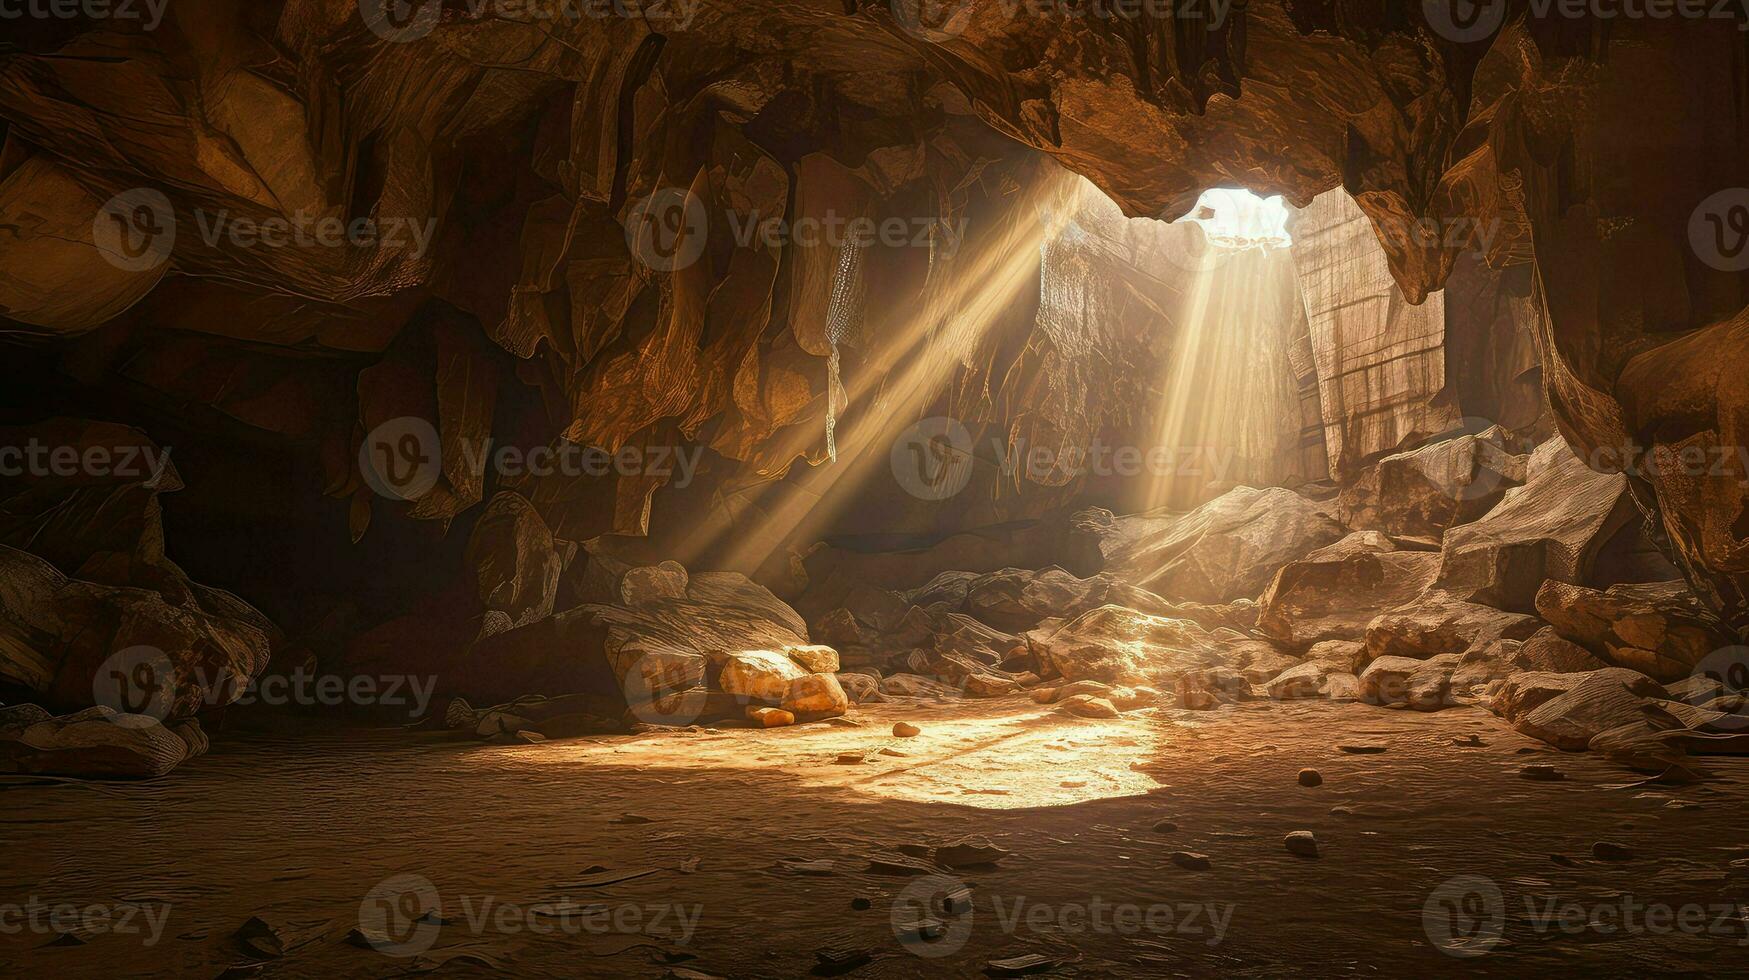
[0,705,204,778]
[782,645,841,674]
[781,673,849,719]
[1338,428,1527,538]
[1058,694,1120,719]
[812,608,872,650]
[878,673,962,699]
[456,570,808,716]
[1359,656,1431,706]
[714,650,808,703]
[1257,532,1441,648]
[464,491,561,632]
[1490,671,1624,723]
[1089,487,1348,603]
[1514,628,1610,673]
[1362,593,1540,665]
[1513,669,1674,750]
[1033,605,1223,686]
[1434,438,1638,612]
[1535,579,1734,683]
[1266,661,1328,699]
[619,561,689,606]
[1305,640,1365,673]
[1,546,275,723]
[835,672,883,703]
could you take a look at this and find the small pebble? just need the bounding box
[1592,841,1634,861]
[1520,764,1565,782]
[1152,819,1178,833]
[893,722,921,738]
[1298,768,1323,787]
[1338,744,1387,754]
[835,752,866,765]
[1169,851,1211,871]
[850,897,871,910]
[1284,831,1319,858]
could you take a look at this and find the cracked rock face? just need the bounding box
[5,4,1749,776]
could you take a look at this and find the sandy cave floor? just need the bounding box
[4,697,1749,979]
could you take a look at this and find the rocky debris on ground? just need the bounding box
[0,704,207,778]
[1283,831,1320,858]
[1434,438,1638,612]
[1535,579,1734,682]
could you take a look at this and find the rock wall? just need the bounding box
[3,4,1748,671]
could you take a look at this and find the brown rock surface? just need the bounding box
[1535,580,1735,683]
[1257,532,1440,649]
[1435,440,1638,613]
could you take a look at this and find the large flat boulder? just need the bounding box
[1510,669,1673,751]
[0,705,206,779]
[1033,605,1224,687]
[1362,592,1541,665]
[1434,438,1638,612]
[1083,488,1348,604]
[1338,428,1528,538]
[1535,579,1735,683]
[1257,532,1440,649]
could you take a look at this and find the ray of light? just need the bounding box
[677,169,1084,575]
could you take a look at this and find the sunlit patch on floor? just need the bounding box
[477,698,1172,809]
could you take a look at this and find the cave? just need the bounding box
[5,2,1749,976]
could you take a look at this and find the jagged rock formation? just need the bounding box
[4,4,1749,773]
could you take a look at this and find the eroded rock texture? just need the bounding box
[4,3,1749,773]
